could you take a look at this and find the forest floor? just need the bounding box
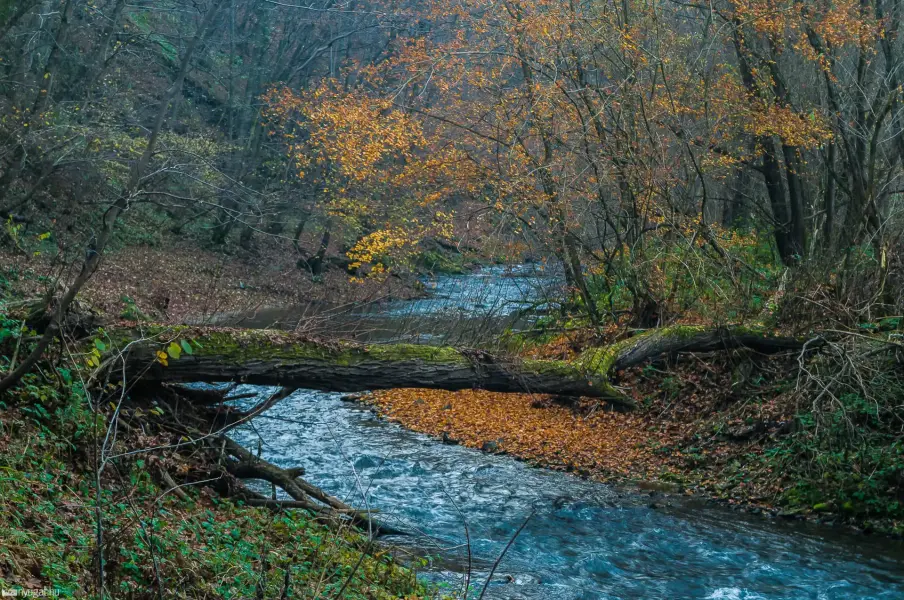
[0,393,435,598]
[1,237,421,325]
[2,197,506,327]
[0,227,479,597]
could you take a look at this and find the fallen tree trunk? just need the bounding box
[577,325,816,403]
[120,325,816,411]
[584,325,814,372]
[123,327,636,407]
[481,325,817,407]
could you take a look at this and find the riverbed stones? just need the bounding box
[481,438,505,453]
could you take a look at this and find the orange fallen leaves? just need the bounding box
[366,388,668,481]
[366,351,803,514]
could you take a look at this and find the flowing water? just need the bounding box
[225,266,904,599]
[195,264,562,345]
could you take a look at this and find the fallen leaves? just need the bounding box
[366,388,665,480]
[0,236,420,325]
[366,351,804,514]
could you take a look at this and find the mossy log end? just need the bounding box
[580,325,813,375]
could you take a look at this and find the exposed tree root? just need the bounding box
[202,386,295,430]
[221,437,406,536]
[577,325,819,406]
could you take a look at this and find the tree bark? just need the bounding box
[606,325,812,371]
[823,141,836,248]
[780,144,808,259]
[119,325,816,410]
[308,222,332,276]
[124,330,633,406]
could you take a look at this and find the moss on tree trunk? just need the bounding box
[117,325,814,411]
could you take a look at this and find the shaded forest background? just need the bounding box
[0,0,902,327]
[2,0,904,541]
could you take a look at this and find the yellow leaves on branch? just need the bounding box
[262,83,461,257]
[730,0,881,57]
[432,211,455,241]
[697,72,832,151]
[346,213,455,279]
[809,0,880,50]
[263,84,426,184]
[347,227,416,273]
[746,104,832,149]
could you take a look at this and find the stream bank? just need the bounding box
[229,386,904,599]
[363,344,904,537]
[362,385,862,530]
[0,377,432,598]
[215,263,904,598]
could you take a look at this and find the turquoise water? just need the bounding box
[227,267,904,599]
[194,264,561,344]
[230,389,904,599]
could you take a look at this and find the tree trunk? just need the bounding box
[218,436,405,534]
[0,0,224,393]
[823,141,836,249]
[118,325,815,410]
[732,32,801,265]
[723,161,750,228]
[762,138,799,264]
[781,144,808,259]
[308,222,331,276]
[211,194,238,244]
[0,0,74,207]
[79,0,127,98]
[590,325,813,372]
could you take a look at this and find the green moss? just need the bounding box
[577,336,636,376]
[521,358,577,376]
[192,333,471,366]
[191,330,341,363]
[118,326,472,366]
[571,325,761,404]
[668,325,708,339]
[364,343,468,363]
[522,357,628,402]
[113,325,642,403]
[576,324,770,377]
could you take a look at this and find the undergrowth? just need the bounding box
[511,299,904,533]
[629,342,904,533]
[0,313,435,598]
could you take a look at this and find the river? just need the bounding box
[225,265,904,599]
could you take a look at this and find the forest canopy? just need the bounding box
[0,0,901,348]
